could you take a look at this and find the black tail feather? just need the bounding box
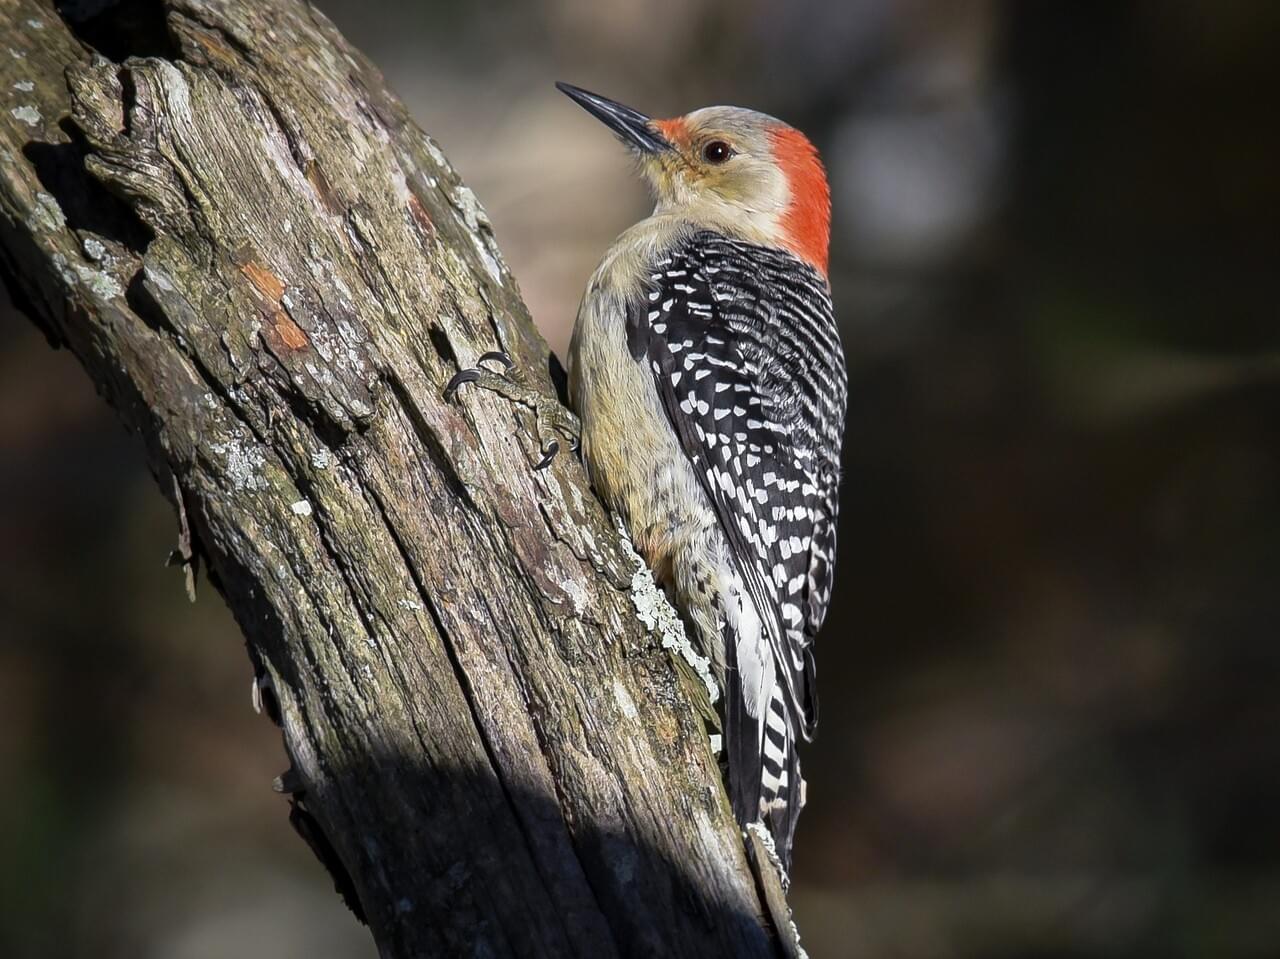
[723,622,805,871]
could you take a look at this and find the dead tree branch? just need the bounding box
[0,1,794,955]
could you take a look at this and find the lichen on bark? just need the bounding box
[0,1,793,955]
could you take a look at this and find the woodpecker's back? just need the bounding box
[559,84,846,870]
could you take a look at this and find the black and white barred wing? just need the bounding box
[633,231,846,856]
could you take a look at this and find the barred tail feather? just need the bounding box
[723,576,805,870]
[724,605,765,838]
[761,687,804,869]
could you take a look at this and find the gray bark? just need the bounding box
[0,1,792,956]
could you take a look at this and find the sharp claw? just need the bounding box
[478,350,514,370]
[444,368,481,400]
[535,439,560,470]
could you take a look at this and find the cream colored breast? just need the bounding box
[567,217,714,573]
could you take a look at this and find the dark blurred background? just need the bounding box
[3,2,1278,956]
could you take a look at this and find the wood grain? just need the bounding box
[0,1,789,955]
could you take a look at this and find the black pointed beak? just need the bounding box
[555,82,670,155]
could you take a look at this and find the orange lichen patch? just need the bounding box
[239,259,285,302]
[271,309,309,350]
[407,193,435,240]
[237,258,309,351]
[769,126,831,278]
[652,116,689,148]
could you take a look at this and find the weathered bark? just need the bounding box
[0,1,794,956]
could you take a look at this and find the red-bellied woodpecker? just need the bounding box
[448,83,846,871]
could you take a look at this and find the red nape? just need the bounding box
[769,126,831,278]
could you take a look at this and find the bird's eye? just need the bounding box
[702,140,732,164]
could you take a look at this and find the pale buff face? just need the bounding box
[640,107,791,241]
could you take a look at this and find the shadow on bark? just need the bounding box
[284,749,776,958]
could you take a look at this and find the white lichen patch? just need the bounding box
[559,578,589,617]
[747,821,778,856]
[612,680,638,720]
[211,438,269,492]
[74,264,123,300]
[10,105,39,127]
[26,18,44,29]
[422,135,448,172]
[27,192,64,232]
[791,921,810,959]
[615,513,719,704]
[709,733,723,755]
[51,253,76,285]
[746,821,791,890]
[9,49,26,60]
[13,80,34,92]
[398,598,423,612]
[82,237,106,261]
[310,448,331,470]
[451,183,486,233]
[290,499,313,517]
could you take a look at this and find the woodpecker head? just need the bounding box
[557,82,831,277]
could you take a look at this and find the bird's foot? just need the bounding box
[445,351,581,469]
